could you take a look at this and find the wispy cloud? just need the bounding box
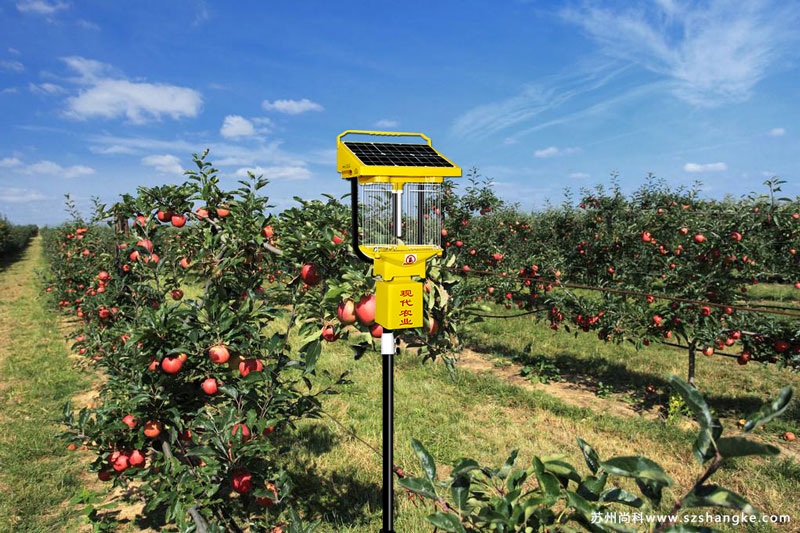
[684,162,727,173]
[768,127,785,137]
[534,146,580,158]
[375,119,399,128]
[0,60,24,73]
[16,0,69,15]
[568,172,590,179]
[29,82,65,95]
[451,63,629,140]
[76,19,100,30]
[262,98,323,114]
[561,1,800,105]
[0,187,48,203]
[0,157,23,168]
[61,56,203,123]
[12,159,95,178]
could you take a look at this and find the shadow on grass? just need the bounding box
[465,336,767,418]
[0,246,27,274]
[282,424,381,527]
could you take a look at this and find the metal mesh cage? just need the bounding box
[359,182,442,249]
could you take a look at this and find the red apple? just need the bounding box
[209,344,230,364]
[355,295,376,325]
[201,378,218,395]
[369,323,383,338]
[321,324,337,342]
[122,415,137,429]
[238,359,263,376]
[161,355,184,374]
[171,214,187,227]
[231,468,252,494]
[300,264,321,286]
[143,420,162,438]
[337,299,357,325]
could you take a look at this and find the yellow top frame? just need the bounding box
[337,130,461,181]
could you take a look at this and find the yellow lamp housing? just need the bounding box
[338,130,461,330]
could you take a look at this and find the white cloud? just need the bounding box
[29,82,65,95]
[8,48,21,55]
[16,0,69,15]
[15,159,95,178]
[90,144,137,155]
[66,79,202,123]
[0,157,23,168]
[768,127,785,137]
[220,115,256,138]
[375,119,399,128]
[61,56,112,82]
[59,56,202,123]
[77,19,100,30]
[262,98,323,114]
[683,162,727,173]
[142,154,183,175]
[534,146,580,158]
[0,88,19,95]
[0,187,47,203]
[561,2,800,105]
[234,165,311,181]
[569,172,590,179]
[0,60,24,72]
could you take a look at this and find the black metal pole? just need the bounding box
[380,328,395,533]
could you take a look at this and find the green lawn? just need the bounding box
[0,238,90,533]
[285,295,800,531]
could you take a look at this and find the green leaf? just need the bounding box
[744,387,793,432]
[398,477,437,500]
[599,487,643,508]
[566,490,594,516]
[533,457,561,499]
[411,438,437,482]
[716,437,779,458]
[667,375,721,462]
[184,447,214,457]
[600,456,673,486]
[426,511,465,532]
[451,458,480,478]
[683,484,757,515]
[576,437,601,474]
[450,475,470,514]
[544,459,581,483]
[635,478,665,506]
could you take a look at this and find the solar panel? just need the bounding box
[344,142,454,168]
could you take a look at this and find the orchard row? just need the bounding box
[0,214,37,258]
[443,172,800,372]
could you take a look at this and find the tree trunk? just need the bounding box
[687,340,697,388]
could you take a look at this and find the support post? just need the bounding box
[380,329,395,533]
[688,339,696,388]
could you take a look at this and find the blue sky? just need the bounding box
[1,0,799,225]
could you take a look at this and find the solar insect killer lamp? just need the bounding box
[338,131,461,532]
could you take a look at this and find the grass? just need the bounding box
[281,296,800,531]
[0,238,90,533]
